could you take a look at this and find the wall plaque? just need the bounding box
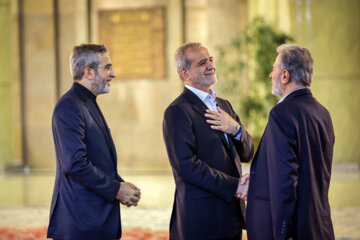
[99,8,166,80]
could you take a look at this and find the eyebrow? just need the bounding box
[197,57,213,66]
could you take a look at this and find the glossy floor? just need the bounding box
[0,164,359,239]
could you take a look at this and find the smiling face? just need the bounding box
[91,52,116,95]
[182,46,217,92]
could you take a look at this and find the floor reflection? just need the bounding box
[0,164,359,239]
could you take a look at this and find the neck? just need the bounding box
[75,79,97,96]
[281,82,306,98]
[184,81,211,93]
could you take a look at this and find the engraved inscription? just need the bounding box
[99,8,166,80]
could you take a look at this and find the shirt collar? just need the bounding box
[185,85,217,103]
[278,87,307,104]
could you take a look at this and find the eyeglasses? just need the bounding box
[97,65,113,72]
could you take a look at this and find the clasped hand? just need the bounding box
[204,106,239,135]
[236,173,250,201]
[116,182,141,207]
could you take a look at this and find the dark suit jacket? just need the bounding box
[47,83,123,240]
[246,88,335,240]
[163,87,254,240]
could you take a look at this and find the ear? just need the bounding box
[281,69,290,85]
[179,67,189,81]
[83,67,95,81]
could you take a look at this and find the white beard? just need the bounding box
[272,73,283,97]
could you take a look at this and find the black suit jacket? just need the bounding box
[246,88,335,240]
[47,83,123,240]
[163,87,254,240]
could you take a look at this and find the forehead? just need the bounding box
[186,47,210,62]
[98,52,111,63]
[274,54,282,66]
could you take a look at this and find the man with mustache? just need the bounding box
[163,42,254,239]
[47,44,141,240]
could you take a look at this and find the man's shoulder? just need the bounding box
[166,92,189,108]
[163,92,196,121]
[54,89,84,114]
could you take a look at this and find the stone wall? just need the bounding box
[3,0,357,169]
[249,0,360,163]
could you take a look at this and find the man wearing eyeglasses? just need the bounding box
[47,44,141,240]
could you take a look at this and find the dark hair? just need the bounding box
[277,44,313,86]
[70,44,108,80]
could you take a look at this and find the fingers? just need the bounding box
[120,194,140,207]
[116,182,141,207]
[217,106,225,113]
[204,111,220,121]
[127,182,141,191]
[236,177,249,201]
[240,173,250,185]
[205,109,238,135]
[236,193,247,201]
[206,119,222,127]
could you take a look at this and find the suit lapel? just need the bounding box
[182,88,230,149]
[86,100,117,165]
[71,83,117,166]
[215,99,233,148]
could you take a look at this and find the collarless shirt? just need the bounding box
[74,82,109,130]
[74,82,97,102]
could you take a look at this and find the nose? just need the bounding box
[110,68,116,78]
[206,61,215,70]
[269,71,273,78]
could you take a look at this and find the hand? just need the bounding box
[116,182,141,207]
[235,173,250,200]
[204,106,240,135]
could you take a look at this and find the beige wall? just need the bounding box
[3,0,358,169]
[22,0,57,168]
[0,0,12,165]
[249,0,360,163]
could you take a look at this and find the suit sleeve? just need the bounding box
[266,109,298,240]
[52,99,120,202]
[226,100,254,163]
[163,105,239,202]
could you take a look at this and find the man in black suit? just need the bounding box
[163,42,254,240]
[246,44,335,240]
[47,44,141,240]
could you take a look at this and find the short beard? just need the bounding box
[272,73,283,97]
[91,73,110,95]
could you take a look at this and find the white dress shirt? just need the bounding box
[185,85,242,141]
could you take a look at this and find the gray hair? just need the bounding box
[174,42,202,80]
[70,44,108,80]
[276,44,313,87]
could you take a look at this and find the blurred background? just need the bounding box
[0,0,359,239]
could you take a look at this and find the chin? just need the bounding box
[101,86,110,94]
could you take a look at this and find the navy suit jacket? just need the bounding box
[246,88,335,240]
[47,83,123,240]
[163,88,254,240]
